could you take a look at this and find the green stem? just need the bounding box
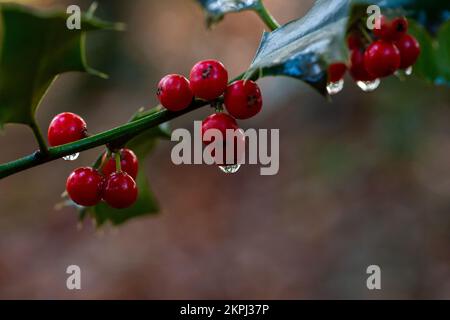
[255,0,280,31]
[115,152,122,172]
[30,119,49,155]
[0,100,206,179]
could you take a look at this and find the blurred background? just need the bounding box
[0,0,449,299]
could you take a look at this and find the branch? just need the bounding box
[0,100,208,179]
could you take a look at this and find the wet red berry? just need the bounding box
[349,49,377,82]
[373,15,391,40]
[395,34,420,69]
[102,148,139,180]
[102,172,138,209]
[48,112,87,147]
[347,32,362,50]
[224,80,262,120]
[201,113,245,165]
[364,40,400,78]
[390,17,408,40]
[328,63,347,83]
[66,167,103,207]
[157,74,193,111]
[189,60,228,101]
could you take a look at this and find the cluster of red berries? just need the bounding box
[48,112,139,209]
[327,15,420,89]
[157,60,263,165]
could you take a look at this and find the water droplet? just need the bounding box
[63,153,80,161]
[218,164,241,174]
[326,79,344,95]
[405,66,413,76]
[356,78,380,92]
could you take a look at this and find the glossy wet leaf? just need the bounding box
[0,3,120,126]
[196,0,260,26]
[247,0,449,95]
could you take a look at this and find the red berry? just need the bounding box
[224,80,262,120]
[395,34,420,69]
[201,113,245,165]
[102,148,139,180]
[364,40,400,78]
[48,112,87,147]
[157,74,193,111]
[373,15,391,40]
[189,60,228,100]
[349,49,377,82]
[66,167,103,207]
[390,17,408,40]
[103,172,138,209]
[328,63,347,83]
[347,32,362,50]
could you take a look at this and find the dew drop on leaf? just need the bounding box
[326,79,344,95]
[356,78,380,92]
[218,164,241,174]
[63,153,80,161]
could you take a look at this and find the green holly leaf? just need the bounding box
[196,0,260,26]
[247,0,449,95]
[408,20,450,86]
[0,3,121,127]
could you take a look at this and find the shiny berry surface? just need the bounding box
[349,49,377,82]
[157,74,193,111]
[395,34,420,69]
[103,172,138,209]
[102,148,139,180]
[224,80,263,120]
[48,112,87,147]
[364,40,400,78]
[189,60,228,101]
[201,113,244,165]
[66,167,103,207]
[328,63,347,83]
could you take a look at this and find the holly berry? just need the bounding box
[389,17,408,40]
[349,49,377,82]
[224,80,262,120]
[66,167,103,207]
[347,32,362,50]
[102,148,139,180]
[364,40,400,78]
[373,15,391,39]
[189,60,228,101]
[395,34,420,69]
[48,112,87,147]
[102,172,138,209]
[328,63,347,83]
[157,74,193,111]
[201,113,245,165]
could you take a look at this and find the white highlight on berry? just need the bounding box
[219,164,241,174]
[327,79,344,95]
[356,78,380,92]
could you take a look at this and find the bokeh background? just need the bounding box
[0,0,449,299]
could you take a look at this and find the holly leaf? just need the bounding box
[0,3,121,127]
[408,20,450,86]
[246,0,449,95]
[196,0,260,26]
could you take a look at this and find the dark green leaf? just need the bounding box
[196,0,260,26]
[0,3,121,126]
